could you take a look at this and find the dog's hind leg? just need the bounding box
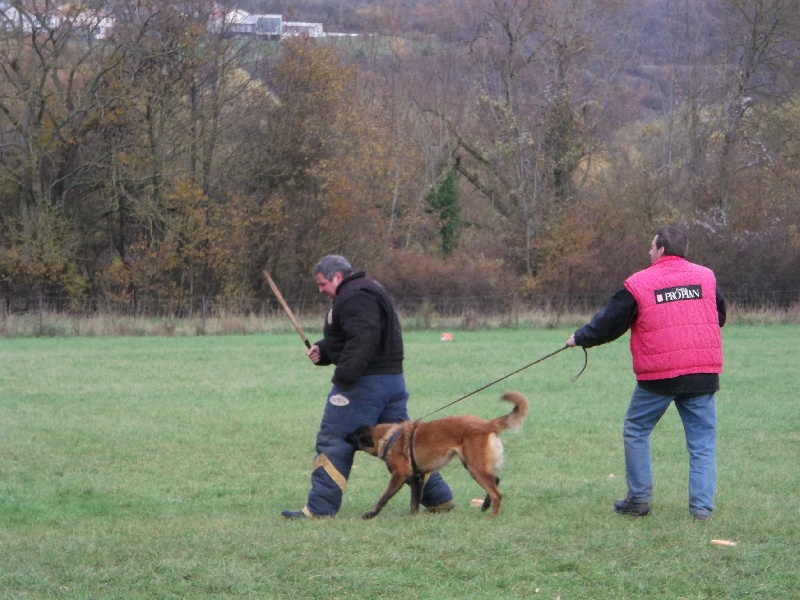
[481,477,500,511]
[468,470,502,516]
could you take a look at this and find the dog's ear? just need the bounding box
[346,426,373,450]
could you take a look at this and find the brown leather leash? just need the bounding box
[419,345,588,420]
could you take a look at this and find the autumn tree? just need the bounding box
[713,0,800,212]
[407,0,635,277]
[0,0,128,299]
[86,0,281,308]
[229,35,402,299]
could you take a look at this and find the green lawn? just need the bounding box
[1,326,798,598]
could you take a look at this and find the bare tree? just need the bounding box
[714,0,800,211]
[0,0,129,296]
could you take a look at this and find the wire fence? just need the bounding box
[2,289,798,320]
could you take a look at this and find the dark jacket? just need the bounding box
[315,272,404,390]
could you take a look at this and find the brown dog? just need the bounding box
[346,391,528,519]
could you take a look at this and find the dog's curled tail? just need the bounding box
[498,391,529,431]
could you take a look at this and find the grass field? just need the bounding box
[1,326,798,598]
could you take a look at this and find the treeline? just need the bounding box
[1,0,799,317]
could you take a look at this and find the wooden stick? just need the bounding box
[262,270,311,349]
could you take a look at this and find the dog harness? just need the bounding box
[380,421,425,485]
[408,422,425,486]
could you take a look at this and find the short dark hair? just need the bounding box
[312,255,353,280]
[655,226,689,257]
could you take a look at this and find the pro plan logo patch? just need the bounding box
[329,394,350,407]
[654,285,703,304]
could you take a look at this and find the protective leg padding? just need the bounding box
[306,453,348,516]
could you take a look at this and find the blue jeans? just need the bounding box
[623,385,716,516]
[305,373,453,516]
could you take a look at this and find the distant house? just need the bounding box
[282,21,324,38]
[210,7,282,39]
[59,7,115,39]
[211,8,251,35]
[209,8,325,40]
[1,2,114,38]
[2,2,333,41]
[254,15,281,37]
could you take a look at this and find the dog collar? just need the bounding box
[380,426,404,460]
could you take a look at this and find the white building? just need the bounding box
[282,21,324,38]
[210,7,282,39]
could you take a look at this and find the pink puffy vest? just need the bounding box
[624,255,723,380]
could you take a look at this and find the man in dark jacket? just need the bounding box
[566,227,725,521]
[282,255,454,519]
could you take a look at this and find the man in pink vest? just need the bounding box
[567,227,725,520]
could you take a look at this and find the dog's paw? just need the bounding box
[362,511,378,520]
